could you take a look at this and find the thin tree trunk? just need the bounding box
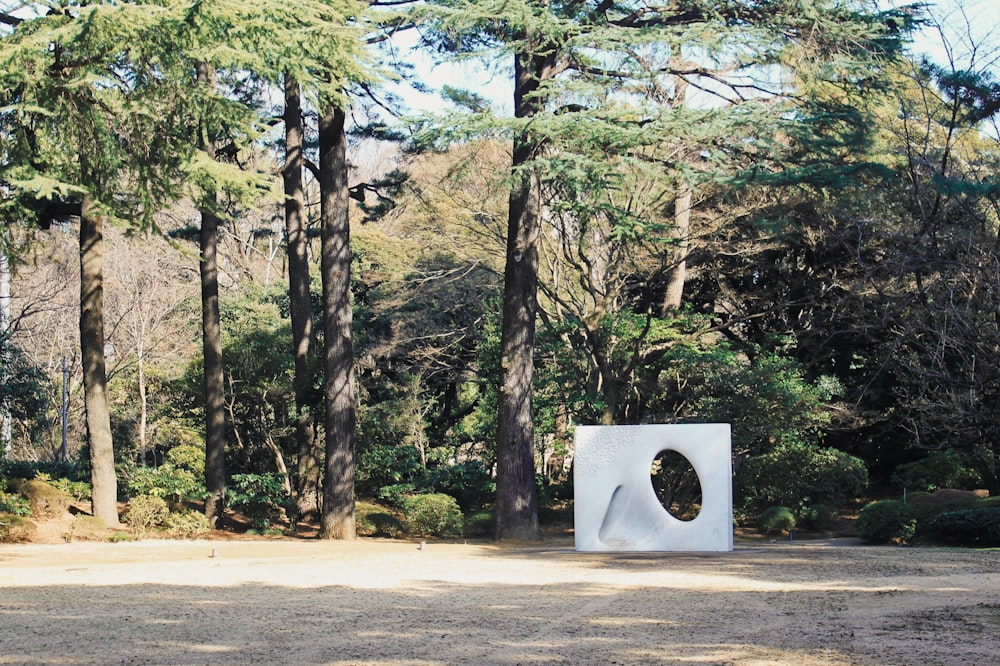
[284,74,321,522]
[137,347,147,465]
[0,247,11,458]
[494,52,549,542]
[318,104,356,540]
[662,180,691,312]
[79,194,119,526]
[198,62,226,529]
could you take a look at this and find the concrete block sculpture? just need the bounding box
[574,424,733,552]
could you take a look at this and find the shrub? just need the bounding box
[377,483,418,508]
[758,506,796,535]
[47,477,92,503]
[227,473,291,530]
[890,450,981,493]
[0,489,30,517]
[425,461,495,511]
[64,515,108,542]
[463,510,494,537]
[123,494,170,535]
[799,504,838,531]
[401,493,463,538]
[122,463,206,510]
[0,514,37,543]
[857,499,916,544]
[0,460,87,483]
[20,479,70,518]
[165,444,206,475]
[919,507,1000,547]
[736,442,868,519]
[356,444,422,497]
[163,510,211,538]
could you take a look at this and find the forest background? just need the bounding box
[1,0,999,544]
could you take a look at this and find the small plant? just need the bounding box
[227,473,291,530]
[122,463,206,511]
[463,510,494,537]
[163,510,211,538]
[106,530,133,542]
[857,499,916,544]
[799,504,838,531]
[758,506,797,535]
[63,515,108,542]
[0,514,37,543]
[0,489,31,517]
[401,493,463,538]
[123,494,169,536]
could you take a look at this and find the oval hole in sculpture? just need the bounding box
[650,450,702,521]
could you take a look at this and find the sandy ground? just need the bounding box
[1,536,998,665]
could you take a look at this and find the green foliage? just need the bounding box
[227,473,290,530]
[43,476,92,503]
[799,504,838,532]
[123,494,170,536]
[919,508,1000,548]
[0,489,30,517]
[121,462,207,510]
[377,483,419,508]
[165,444,206,476]
[736,442,868,519]
[356,445,423,498]
[425,461,495,511]
[463,510,494,536]
[162,510,212,539]
[890,451,982,493]
[0,514,37,543]
[758,506,797,535]
[857,500,916,545]
[401,493,464,538]
[0,460,89,483]
[356,502,404,537]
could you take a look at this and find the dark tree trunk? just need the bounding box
[494,52,552,542]
[662,180,691,313]
[283,74,321,522]
[79,193,119,526]
[198,62,226,529]
[318,104,356,540]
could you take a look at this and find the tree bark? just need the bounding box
[198,62,226,529]
[494,51,550,542]
[79,194,119,526]
[318,104,356,540]
[283,74,321,522]
[662,180,691,313]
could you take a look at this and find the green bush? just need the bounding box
[401,493,463,538]
[165,444,206,475]
[426,461,495,511]
[356,444,423,497]
[0,489,30,517]
[758,506,797,535]
[123,494,170,535]
[356,505,404,537]
[46,477,92,503]
[857,499,916,544]
[163,510,211,538]
[0,514,37,543]
[799,504,838,531]
[227,473,291,530]
[918,507,1000,547]
[463,510,494,537]
[122,463,206,510]
[736,442,868,519]
[890,450,981,493]
[377,483,418,508]
[0,460,88,483]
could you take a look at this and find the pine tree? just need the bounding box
[416,0,920,539]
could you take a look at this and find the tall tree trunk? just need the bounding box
[494,52,549,542]
[79,194,119,526]
[0,246,11,458]
[198,62,226,528]
[662,180,691,312]
[283,74,321,522]
[318,104,356,540]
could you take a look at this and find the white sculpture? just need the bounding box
[574,424,733,552]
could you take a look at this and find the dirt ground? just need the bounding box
[1,535,998,666]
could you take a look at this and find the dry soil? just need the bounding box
[1,536,998,665]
